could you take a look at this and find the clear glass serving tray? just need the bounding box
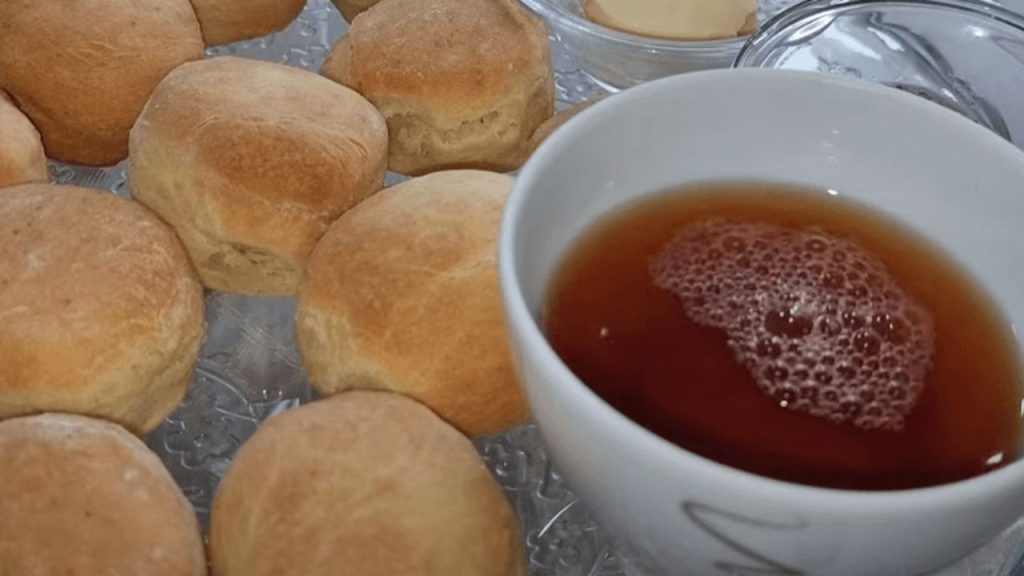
[50,1,1024,574]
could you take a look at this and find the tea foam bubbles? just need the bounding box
[651,220,935,430]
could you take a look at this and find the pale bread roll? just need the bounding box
[190,0,307,45]
[330,0,379,21]
[321,0,555,175]
[0,184,204,435]
[0,413,206,575]
[527,96,610,156]
[0,92,47,188]
[210,392,525,576]
[0,0,204,166]
[296,170,528,436]
[129,56,388,296]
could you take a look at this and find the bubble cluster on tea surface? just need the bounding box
[651,220,935,430]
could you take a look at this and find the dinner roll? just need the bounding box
[190,0,307,45]
[296,171,528,436]
[211,392,525,576]
[330,0,379,21]
[0,414,206,576]
[321,0,555,175]
[0,184,204,435]
[0,92,47,188]
[0,0,203,166]
[130,56,388,296]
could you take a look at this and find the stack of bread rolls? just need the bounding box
[0,0,312,169]
[0,182,208,570]
[0,0,204,166]
[0,0,576,571]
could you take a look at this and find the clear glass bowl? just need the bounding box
[735,0,1024,145]
[521,0,802,91]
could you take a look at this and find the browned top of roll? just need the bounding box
[0,0,204,165]
[0,184,204,433]
[0,413,206,575]
[296,170,528,436]
[133,56,385,216]
[331,0,550,107]
[210,392,524,576]
[129,56,388,295]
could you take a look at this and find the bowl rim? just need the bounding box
[500,67,1024,509]
[519,0,750,53]
[735,0,1024,67]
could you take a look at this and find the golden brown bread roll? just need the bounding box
[190,0,307,45]
[330,0,380,21]
[321,0,555,175]
[0,184,204,435]
[0,0,204,166]
[129,56,388,296]
[0,92,47,188]
[210,392,524,576]
[527,96,611,156]
[296,170,528,436]
[0,413,206,575]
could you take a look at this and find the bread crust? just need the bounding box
[0,0,204,166]
[330,0,380,21]
[0,184,205,435]
[129,56,389,296]
[296,170,528,436]
[0,413,207,575]
[0,92,47,188]
[210,392,525,576]
[321,0,555,175]
[190,0,307,45]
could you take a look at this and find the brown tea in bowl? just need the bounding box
[544,182,1021,490]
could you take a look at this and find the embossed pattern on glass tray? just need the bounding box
[49,1,1024,574]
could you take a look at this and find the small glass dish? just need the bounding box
[522,0,800,91]
[734,0,1024,145]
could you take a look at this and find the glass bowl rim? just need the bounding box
[735,0,1024,67]
[519,0,750,53]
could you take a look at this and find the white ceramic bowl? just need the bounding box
[499,69,1024,576]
